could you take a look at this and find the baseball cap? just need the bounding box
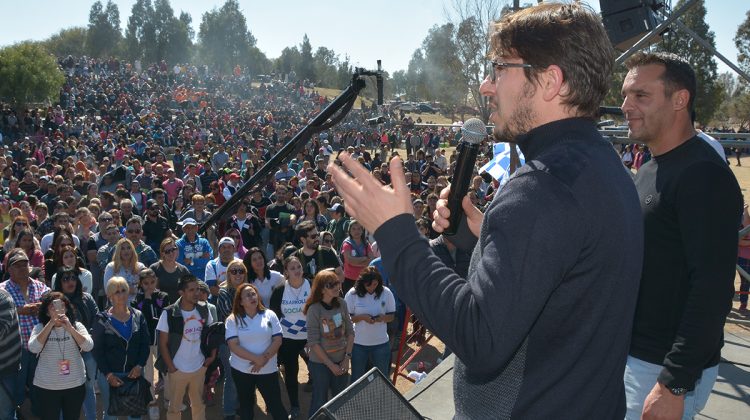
[327,203,344,213]
[229,173,240,181]
[179,218,197,227]
[7,250,29,267]
[219,236,235,247]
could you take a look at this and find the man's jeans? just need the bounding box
[624,355,718,420]
[219,344,237,417]
[0,374,17,420]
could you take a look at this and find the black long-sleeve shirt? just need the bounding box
[375,118,644,419]
[631,136,742,391]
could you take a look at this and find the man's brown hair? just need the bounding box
[490,3,614,118]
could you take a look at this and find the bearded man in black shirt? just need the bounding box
[621,52,743,420]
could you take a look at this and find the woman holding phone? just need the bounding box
[28,291,94,420]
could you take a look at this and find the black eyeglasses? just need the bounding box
[489,61,533,83]
[99,217,113,223]
[229,268,246,275]
[163,247,177,254]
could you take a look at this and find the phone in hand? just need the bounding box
[52,299,64,315]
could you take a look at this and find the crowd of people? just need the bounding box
[0,54,487,420]
[1,4,747,418]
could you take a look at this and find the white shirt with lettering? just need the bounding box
[279,280,311,340]
[156,307,212,373]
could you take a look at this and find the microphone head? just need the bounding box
[461,118,487,145]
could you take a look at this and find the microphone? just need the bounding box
[444,118,486,236]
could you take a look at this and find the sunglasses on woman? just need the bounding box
[229,268,246,275]
[324,281,342,290]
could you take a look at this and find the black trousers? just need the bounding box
[231,368,287,420]
[277,337,307,408]
[33,384,85,420]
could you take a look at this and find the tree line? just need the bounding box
[2,0,750,127]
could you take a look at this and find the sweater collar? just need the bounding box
[515,117,599,161]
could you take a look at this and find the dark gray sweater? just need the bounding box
[375,118,644,419]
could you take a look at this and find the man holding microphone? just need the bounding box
[328,3,643,418]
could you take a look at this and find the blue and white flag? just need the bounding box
[479,143,525,186]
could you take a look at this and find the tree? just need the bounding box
[276,46,300,75]
[0,42,65,107]
[313,46,339,87]
[87,0,122,58]
[298,34,316,82]
[198,0,262,73]
[41,27,88,57]
[391,70,408,98]
[447,0,504,120]
[420,23,466,110]
[736,10,750,73]
[658,0,722,123]
[124,0,192,64]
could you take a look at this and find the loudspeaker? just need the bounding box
[311,368,424,420]
[600,0,645,16]
[600,1,661,51]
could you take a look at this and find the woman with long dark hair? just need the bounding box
[296,199,327,232]
[225,283,287,420]
[52,267,99,420]
[242,247,283,307]
[344,266,396,381]
[339,219,373,294]
[269,256,310,419]
[304,270,354,417]
[51,244,93,294]
[28,291,94,420]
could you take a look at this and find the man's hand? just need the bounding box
[432,186,483,237]
[327,154,413,234]
[127,365,142,379]
[642,382,685,420]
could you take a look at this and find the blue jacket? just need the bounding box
[176,234,213,280]
[92,307,150,376]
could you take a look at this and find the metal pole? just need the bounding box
[668,19,750,84]
[615,0,700,66]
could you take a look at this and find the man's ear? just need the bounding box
[539,64,566,102]
[673,89,690,112]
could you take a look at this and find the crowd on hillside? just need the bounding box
[0,56,504,420]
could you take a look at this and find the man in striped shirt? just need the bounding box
[0,249,50,411]
[0,288,22,419]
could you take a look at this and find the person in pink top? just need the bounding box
[162,168,184,204]
[339,219,373,295]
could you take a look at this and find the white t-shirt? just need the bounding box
[344,287,396,346]
[279,280,311,340]
[251,270,284,307]
[40,233,81,254]
[697,131,727,160]
[225,311,282,375]
[156,307,213,373]
[204,258,230,288]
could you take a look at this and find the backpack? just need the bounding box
[200,321,225,357]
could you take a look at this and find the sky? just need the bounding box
[0,1,745,76]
